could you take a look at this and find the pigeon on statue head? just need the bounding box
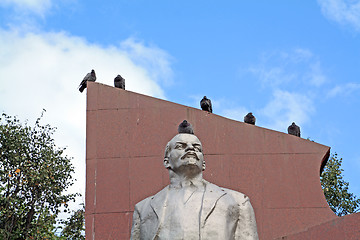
[178,120,194,134]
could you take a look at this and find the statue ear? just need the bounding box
[164,144,171,169]
[164,157,170,169]
[202,161,206,171]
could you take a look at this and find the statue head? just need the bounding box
[164,133,205,178]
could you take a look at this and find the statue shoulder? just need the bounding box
[134,195,153,211]
[203,181,250,205]
[134,185,169,212]
[220,187,250,205]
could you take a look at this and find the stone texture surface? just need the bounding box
[276,212,360,240]
[85,82,360,240]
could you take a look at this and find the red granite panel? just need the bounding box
[85,214,94,240]
[132,92,178,110]
[292,154,332,208]
[94,212,132,240]
[85,83,344,240]
[263,208,337,239]
[309,223,344,240]
[202,154,232,188]
[97,83,128,110]
[86,159,96,214]
[260,128,330,155]
[281,213,360,240]
[129,156,167,210]
[343,213,360,239]
[195,115,264,156]
[86,110,97,160]
[128,107,164,157]
[202,153,264,207]
[159,106,194,140]
[96,82,168,111]
[259,130,288,154]
[262,154,302,209]
[95,158,130,213]
[228,154,264,195]
[95,109,132,159]
[284,134,330,154]
[195,115,233,155]
[87,82,98,111]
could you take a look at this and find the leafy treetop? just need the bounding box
[0,111,80,239]
[320,153,360,216]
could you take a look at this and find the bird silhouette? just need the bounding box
[114,74,125,90]
[178,120,194,134]
[79,69,96,93]
[244,112,256,125]
[288,122,301,137]
[200,96,212,113]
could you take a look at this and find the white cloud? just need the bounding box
[249,48,327,88]
[293,48,314,61]
[0,28,172,198]
[318,0,360,31]
[0,0,52,16]
[222,107,249,122]
[249,66,297,88]
[120,38,174,86]
[229,48,324,133]
[260,90,315,132]
[308,61,327,86]
[213,89,315,133]
[327,82,360,97]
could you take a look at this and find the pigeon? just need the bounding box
[288,122,301,137]
[200,96,212,113]
[244,112,256,125]
[178,120,194,134]
[79,69,96,93]
[114,74,125,90]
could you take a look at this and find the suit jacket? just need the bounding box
[130,180,258,240]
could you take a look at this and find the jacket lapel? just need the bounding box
[149,186,169,234]
[200,181,227,227]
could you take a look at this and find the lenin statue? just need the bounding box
[131,128,258,240]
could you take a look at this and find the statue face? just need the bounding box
[166,134,204,175]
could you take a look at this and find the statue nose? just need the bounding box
[185,144,194,151]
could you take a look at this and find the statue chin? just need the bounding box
[173,161,201,175]
[186,157,197,165]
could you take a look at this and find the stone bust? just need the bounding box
[131,132,258,240]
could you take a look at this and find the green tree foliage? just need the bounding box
[0,112,80,239]
[320,153,360,216]
[59,205,85,240]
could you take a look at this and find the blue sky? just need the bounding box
[1,0,360,206]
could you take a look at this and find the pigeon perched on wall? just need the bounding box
[200,96,212,113]
[178,120,194,134]
[244,112,256,125]
[288,122,301,137]
[114,74,125,90]
[79,69,96,93]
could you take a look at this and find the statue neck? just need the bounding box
[169,170,203,188]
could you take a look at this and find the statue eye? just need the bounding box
[175,143,185,149]
[194,145,202,152]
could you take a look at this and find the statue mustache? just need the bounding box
[181,152,199,160]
